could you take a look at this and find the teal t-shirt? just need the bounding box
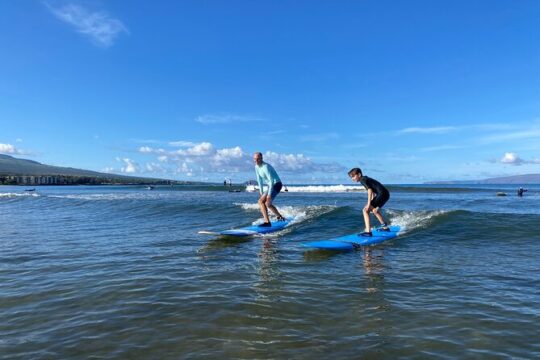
[255,162,281,195]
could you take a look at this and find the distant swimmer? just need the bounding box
[253,152,285,227]
[348,167,391,237]
[517,187,528,197]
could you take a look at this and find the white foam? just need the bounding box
[245,184,265,192]
[47,193,169,201]
[284,185,365,193]
[245,184,364,193]
[386,209,450,233]
[233,203,337,225]
[0,192,39,198]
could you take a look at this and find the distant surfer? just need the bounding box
[517,187,527,197]
[253,152,285,227]
[348,168,390,237]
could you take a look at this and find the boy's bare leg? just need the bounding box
[362,206,372,232]
[372,207,387,226]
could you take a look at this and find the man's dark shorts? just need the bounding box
[269,182,283,200]
[371,191,389,208]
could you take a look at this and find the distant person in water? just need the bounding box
[348,167,390,237]
[517,187,527,197]
[253,152,285,227]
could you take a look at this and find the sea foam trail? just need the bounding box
[234,203,337,226]
[246,184,364,193]
[284,185,364,193]
[47,193,173,201]
[0,192,39,198]
[387,209,451,233]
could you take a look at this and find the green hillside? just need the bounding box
[0,154,179,185]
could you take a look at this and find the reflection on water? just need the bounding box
[258,239,280,282]
[254,239,282,298]
[362,248,385,296]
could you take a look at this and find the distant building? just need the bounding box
[2,175,93,185]
[5,175,64,185]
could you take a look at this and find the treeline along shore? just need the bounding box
[0,175,178,186]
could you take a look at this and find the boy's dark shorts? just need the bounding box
[371,191,389,208]
[269,182,283,200]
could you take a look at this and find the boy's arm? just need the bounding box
[366,188,373,207]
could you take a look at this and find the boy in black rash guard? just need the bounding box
[348,167,390,237]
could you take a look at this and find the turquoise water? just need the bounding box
[1,184,539,359]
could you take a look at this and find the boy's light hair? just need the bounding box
[348,168,363,177]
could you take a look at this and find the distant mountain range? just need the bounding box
[0,154,184,184]
[427,173,540,184]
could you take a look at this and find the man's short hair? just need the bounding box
[348,168,362,177]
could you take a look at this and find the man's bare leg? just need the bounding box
[258,195,270,223]
[266,198,284,220]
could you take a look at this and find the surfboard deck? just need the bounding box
[198,218,294,237]
[302,225,401,251]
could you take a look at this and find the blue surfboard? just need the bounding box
[199,218,294,237]
[302,225,401,251]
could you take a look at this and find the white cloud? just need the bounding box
[216,146,243,158]
[196,114,264,125]
[179,142,214,156]
[399,126,458,134]
[0,143,28,155]
[0,143,17,154]
[215,146,244,163]
[145,163,166,173]
[501,152,523,165]
[178,162,194,176]
[139,146,166,155]
[139,146,153,153]
[262,151,345,173]
[137,141,346,177]
[117,157,139,173]
[46,3,128,47]
[500,152,540,166]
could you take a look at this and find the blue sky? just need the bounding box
[1,0,539,184]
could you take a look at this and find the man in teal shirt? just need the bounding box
[253,152,285,227]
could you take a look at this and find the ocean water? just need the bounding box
[1,184,539,359]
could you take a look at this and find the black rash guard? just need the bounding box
[360,176,390,208]
[360,176,389,196]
